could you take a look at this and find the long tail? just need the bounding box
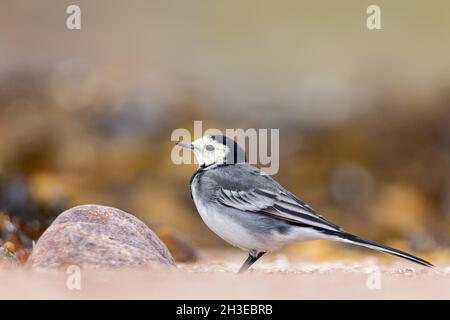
[325,230,433,267]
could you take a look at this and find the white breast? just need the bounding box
[191,184,272,252]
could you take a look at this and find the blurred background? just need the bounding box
[1,0,449,264]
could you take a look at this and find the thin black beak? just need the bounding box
[176,141,194,149]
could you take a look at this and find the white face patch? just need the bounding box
[191,136,230,167]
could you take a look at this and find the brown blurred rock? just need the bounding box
[371,184,429,235]
[15,248,32,265]
[156,227,198,263]
[0,247,18,266]
[3,241,15,254]
[28,205,175,269]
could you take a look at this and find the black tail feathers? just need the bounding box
[326,230,433,268]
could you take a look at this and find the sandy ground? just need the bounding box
[1,251,449,299]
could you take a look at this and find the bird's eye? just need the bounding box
[206,144,215,151]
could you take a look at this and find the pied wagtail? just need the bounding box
[177,135,433,272]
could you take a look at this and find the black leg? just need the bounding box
[238,251,266,273]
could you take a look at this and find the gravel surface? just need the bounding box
[1,251,449,299]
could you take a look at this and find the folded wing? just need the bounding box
[217,187,342,232]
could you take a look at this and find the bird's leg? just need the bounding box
[238,251,266,273]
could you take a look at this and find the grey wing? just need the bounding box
[216,185,342,232]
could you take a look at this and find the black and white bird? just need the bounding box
[177,135,432,272]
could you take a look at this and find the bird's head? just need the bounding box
[177,135,246,168]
